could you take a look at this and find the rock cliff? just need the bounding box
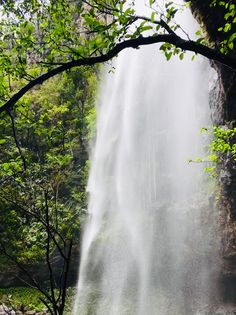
[190,0,236,302]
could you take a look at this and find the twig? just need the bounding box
[6,110,27,171]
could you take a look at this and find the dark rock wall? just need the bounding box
[190,0,234,45]
[190,0,236,121]
[189,0,236,302]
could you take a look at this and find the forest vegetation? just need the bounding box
[0,0,236,314]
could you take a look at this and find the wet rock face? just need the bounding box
[217,68,236,301]
[188,0,236,122]
[188,0,236,303]
[213,52,236,287]
[213,65,236,123]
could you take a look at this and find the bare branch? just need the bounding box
[44,191,57,310]
[7,110,27,171]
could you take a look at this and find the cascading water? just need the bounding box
[74,2,219,314]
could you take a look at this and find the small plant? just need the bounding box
[0,287,76,314]
[0,287,46,312]
[189,126,236,177]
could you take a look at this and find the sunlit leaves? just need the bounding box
[0,0,195,97]
[199,126,236,176]
[0,67,96,265]
[160,42,186,61]
[211,0,236,53]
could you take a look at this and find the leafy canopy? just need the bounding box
[0,66,96,270]
[0,0,236,114]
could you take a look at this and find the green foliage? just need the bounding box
[63,287,77,315]
[0,287,45,311]
[0,0,233,113]
[0,0,201,100]
[211,0,236,53]
[197,126,236,176]
[0,67,97,315]
[0,0,233,105]
[0,66,97,268]
[0,287,75,313]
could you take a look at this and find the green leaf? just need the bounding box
[140,25,153,32]
[179,52,184,60]
[151,12,155,23]
[228,41,234,50]
[224,23,231,32]
[165,51,172,61]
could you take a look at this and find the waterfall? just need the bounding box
[74,3,219,315]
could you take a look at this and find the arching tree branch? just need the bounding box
[0,33,235,114]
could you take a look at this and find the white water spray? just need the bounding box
[74,3,219,314]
